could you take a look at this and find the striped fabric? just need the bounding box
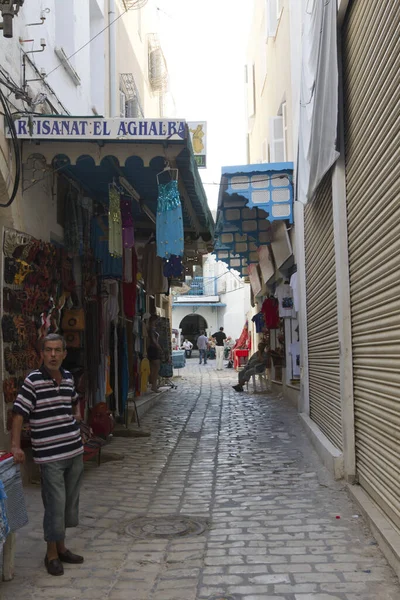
[13,367,83,464]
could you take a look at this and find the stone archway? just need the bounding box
[179,314,208,349]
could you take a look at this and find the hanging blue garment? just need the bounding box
[91,215,123,279]
[156,180,184,259]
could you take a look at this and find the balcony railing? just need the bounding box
[186,276,217,296]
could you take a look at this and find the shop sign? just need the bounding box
[6,117,188,141]
[188,121,207,168]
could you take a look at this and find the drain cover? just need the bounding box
[125,515,207,539]
[207,596,238,600]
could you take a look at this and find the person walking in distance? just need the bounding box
[212,326,227,371]
[11,334,84,576]
[197,330,209,365]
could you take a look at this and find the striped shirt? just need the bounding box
[13,367,83,464]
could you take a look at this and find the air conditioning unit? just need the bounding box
[119,90,126,117]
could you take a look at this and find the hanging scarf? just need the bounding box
[108,187,123,258]
[120,198,135,248]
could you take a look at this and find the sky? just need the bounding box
[157,0,254,211]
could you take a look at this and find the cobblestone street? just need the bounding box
[2,361,399,600]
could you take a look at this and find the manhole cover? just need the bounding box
[207,596,238,600]
[125,516,207,539]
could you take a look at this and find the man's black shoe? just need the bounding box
[44,555,64,576]
[232,384,244,392]
[58,549,84,564]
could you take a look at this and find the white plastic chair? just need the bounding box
[246,371,270,393]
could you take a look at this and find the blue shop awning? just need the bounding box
[18,117,214,256]
[214,162,293,276]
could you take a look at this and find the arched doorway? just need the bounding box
[179,314,208,348]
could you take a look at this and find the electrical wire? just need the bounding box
[0,88,21,208]
[44,7,129,80]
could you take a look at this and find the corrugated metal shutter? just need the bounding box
[343,0,400,527]
[304,172,342,450]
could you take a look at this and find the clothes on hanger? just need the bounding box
[108,186,123,258]
[142,241,168,295]
[252,311,265,333]
[123,247,138,318]
[275,283,296,318]
[91,215,123,279]
[163,255,183,277]
[156,178,184,259]
[120,197,135,249]
[261,296,280,329]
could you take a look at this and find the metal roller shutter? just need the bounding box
[343,0,400,527]
[304,172,342,450]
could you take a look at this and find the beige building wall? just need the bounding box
[115,0,170,118]
[245,1,299,405]
[246,0,294,164]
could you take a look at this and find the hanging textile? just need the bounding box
[142,241,168,295]
[123,248,138,319]
[126,322,134,388]
[233,322,251,350]
[91,216,123,279]
[261,297,280,329]
[252,312,265,333]
[118,325,129,415]
[163,255,183,278]
[85,299,101,407]
[121,198,135,248]
[156,180,184,259]
[275,283,296,318]
[158,316,173,378]
[109,324,116,412]
[64,189,82,256]
[124,248,133,283]
[108,187,123,258]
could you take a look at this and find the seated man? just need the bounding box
[182,339,193,358]
[232,342,269,391]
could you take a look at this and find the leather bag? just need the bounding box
[64,331,82,348]
[61,308,85,331]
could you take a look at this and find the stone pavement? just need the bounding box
[1,360,399,600]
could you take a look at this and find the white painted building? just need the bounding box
[0,1,173,209]
[172,254,251,347]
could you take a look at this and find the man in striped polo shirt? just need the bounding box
[11,334,84,576]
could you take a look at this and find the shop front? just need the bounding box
[214,162,299,404]
[1,117,214,448]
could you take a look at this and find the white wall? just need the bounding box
[0,0,107,231]
[200,254,252,341]
[116,0,166,118]
[0,1,106,115]
[220,284,251,342]
[172,306,221,339]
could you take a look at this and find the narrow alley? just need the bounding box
[2,362,399,600]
